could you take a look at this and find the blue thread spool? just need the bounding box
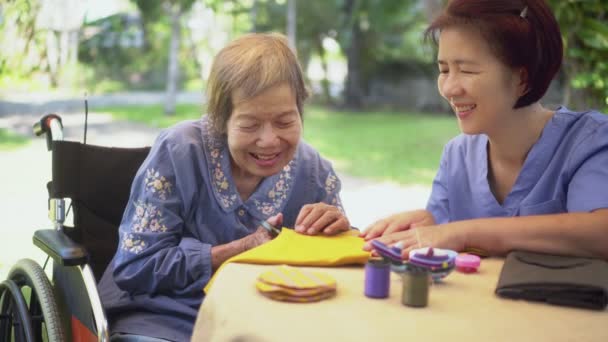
[364,258,390,298]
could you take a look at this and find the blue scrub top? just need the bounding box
[98,117,343,342]
[427,107,608,223]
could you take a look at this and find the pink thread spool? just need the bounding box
[455,253,481,273]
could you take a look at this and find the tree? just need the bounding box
[0,0,44,84]
[36,0,86,86]
[341,0,364,109]
[336,0,427,109]
[549,0,608,111]
[286,0,296,48]
[132,0,195,116]
[1,0,87,89]
[423,0,443,22]
[248,0,425,109]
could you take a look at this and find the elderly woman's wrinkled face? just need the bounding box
[226,82,302,181]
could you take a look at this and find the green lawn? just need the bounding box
[98,104,459,185]
[0,128,29,150]
[302,107,458,185]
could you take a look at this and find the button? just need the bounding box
[238,209,245,217]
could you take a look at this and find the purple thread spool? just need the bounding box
[364,258,390,298]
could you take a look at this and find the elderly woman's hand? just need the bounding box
[294,203,350,235]
[243,213,283,250]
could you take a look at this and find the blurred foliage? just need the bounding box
[1,0,607,111]
[79,13,171,91]
[245,0,430,107]
[0,0,48,90]
[549,0,608,111]
[0,128,29,150]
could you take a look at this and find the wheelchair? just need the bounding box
[0,114,150,342]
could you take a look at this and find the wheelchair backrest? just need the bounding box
[49,141,151,280]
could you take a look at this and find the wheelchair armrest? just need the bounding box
[33,229,88,266]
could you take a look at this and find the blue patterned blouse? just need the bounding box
[98,116,343,342]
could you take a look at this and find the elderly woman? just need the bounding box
[99,33,350,342]
[362,0,608,260]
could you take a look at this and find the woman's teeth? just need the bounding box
[455,104,476,112]
[253,153,278,160]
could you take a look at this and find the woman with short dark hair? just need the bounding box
[362,0,608,260]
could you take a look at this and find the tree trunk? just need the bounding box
[59,30,70,67]
[286,0,296,49]
[424,0,443,22]
[344,18,364,109]
[250,0,258,32]
[165,5,182,116]
[314,36,332,104]
[46,30,59,87]
[69,30,79,64]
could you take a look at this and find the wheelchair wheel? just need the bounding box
[6,259,65,342]
[0,279,35,342]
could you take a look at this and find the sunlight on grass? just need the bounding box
[303,107,458,185]
[0,128,29,150]
[98,104,203,128]
[99,104,459,185]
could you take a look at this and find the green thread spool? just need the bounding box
[401,265,430,307]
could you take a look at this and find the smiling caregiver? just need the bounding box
[362,0,608,260]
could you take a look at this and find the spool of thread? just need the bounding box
[455,253,481,273]
[364,258,390,298]
[401,265,430,307]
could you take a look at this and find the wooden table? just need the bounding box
[192,259,608,342]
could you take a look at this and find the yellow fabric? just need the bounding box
[204,229,370,293]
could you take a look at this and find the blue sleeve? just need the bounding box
[317,161,346,214]
[113,131,212,296]
[566,122,608,212]
[426,145,450,224]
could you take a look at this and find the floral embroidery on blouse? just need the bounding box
[325,172,338,195]
[325,172,344,212]
[143,168,173,200]
[208,146,238,208]
[131,200,169,233]
[253,161,296,216]
[121,232,147,254]
[120,201,168,254]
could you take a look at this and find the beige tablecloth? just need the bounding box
[192,258,608,342]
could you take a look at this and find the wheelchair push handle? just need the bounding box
[33,114,64,150]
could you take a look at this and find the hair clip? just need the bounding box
[520,6,528,18]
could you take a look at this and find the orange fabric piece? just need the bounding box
[205,229,370,293]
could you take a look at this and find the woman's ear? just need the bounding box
[517,68,530,96]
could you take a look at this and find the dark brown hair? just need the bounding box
[206,32,309,135]
[425,0,563,108]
